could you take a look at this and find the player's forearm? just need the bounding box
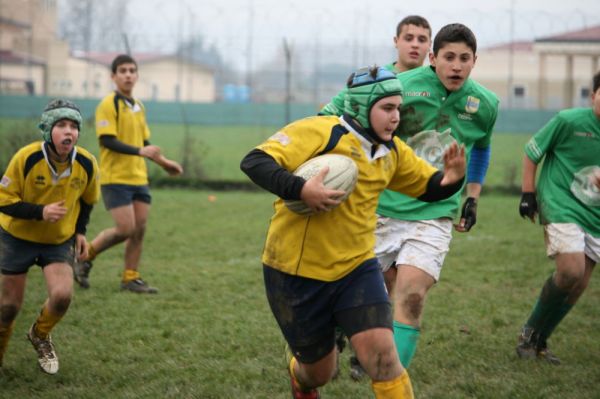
[0,202,44,220]
[418,171,465,202]
[99,135,141,155]
[465,183,482,200]
[240,149,305,200]
[521,155,538,192]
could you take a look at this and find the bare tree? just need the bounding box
[58,0,128,52]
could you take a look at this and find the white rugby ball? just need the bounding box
[284,154,358,216]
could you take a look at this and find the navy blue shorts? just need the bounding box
[0,227,75,275]
[263,258,392,363]
[101,184,152,210]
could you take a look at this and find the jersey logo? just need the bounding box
[268,131,291,146]
[97,120,110,128]
[0,175,10,188]
[570,166,600,206]
[404,91,431,97]
[70,177,84,190]
[35,175,45,186]
[465,96,480,113]
[573,131,594,139]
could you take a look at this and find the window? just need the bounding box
[513,86,526,98]
[580,87,590,99]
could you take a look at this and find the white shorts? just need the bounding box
[374,216,453,281]
[544,223,600,263]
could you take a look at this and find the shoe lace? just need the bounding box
[34,336,56,359]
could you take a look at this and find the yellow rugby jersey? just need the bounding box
[0,142,100,244]
[96,92,151,185]
[257,115,437,281]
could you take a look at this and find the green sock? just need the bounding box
[525,276,569,331]
[539,301,574,341]
[393,321,420,368]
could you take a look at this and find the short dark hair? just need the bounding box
[111,54,137,74]
[396,15,431,38]
[433,23,477,56]
[593,70,600,93]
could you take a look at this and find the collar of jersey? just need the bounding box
[426,66,473,98]
[339,115,392,162]
[41,142,76,181]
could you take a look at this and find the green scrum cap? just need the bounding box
[38,99,83,143]
[343,66,403,130]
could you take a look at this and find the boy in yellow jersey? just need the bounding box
[74,54,182,293]
[0,99,99,374]
[241,66,466,399]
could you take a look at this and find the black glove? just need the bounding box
[460,197,477,231]
[519,192,537,220]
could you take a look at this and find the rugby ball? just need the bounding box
[284,154,358,216]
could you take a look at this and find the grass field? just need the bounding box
[0,190,598,398]
[0,118,529,189]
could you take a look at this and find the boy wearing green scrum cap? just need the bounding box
[241,66,466,398]
[0,99,100,374]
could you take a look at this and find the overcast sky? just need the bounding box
[122,0,599,71]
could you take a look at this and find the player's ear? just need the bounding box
[428,52,436,67]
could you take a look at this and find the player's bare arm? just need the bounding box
[139,144,161,159]
[153,154,184,176]
[519,155,539,223]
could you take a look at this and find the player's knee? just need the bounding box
[0,304,19,325]
[301,364,334,387]
[50,292,72,315]
[555,269,584,290]
[363,346,399,381]
[402,292,425,320]
[114,226,135,240]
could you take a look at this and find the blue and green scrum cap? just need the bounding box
[343,66,403,130]
[38,99,83,143]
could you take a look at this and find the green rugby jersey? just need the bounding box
[321,65,499,220]
[525,108,600,237]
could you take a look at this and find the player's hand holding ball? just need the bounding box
[285,154,358,216]
[299,166,345,214]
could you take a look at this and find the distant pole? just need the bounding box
[283,38,292,125]
[312,16,321,106]
[507,0,515,108]
[246,0,254,95]
[84,0,92,98]
[122,33,131,55]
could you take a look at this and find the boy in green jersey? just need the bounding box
[321,23,499,369]
[516,71,600,365]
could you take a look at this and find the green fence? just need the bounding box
[0,94,557,132]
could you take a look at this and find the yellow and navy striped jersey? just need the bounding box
[255,115,437,281]
[0,142,100,244]
[96,91,150,185]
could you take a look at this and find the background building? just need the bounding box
[0,0,215,102]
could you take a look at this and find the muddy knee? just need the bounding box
[0,304,19,325]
